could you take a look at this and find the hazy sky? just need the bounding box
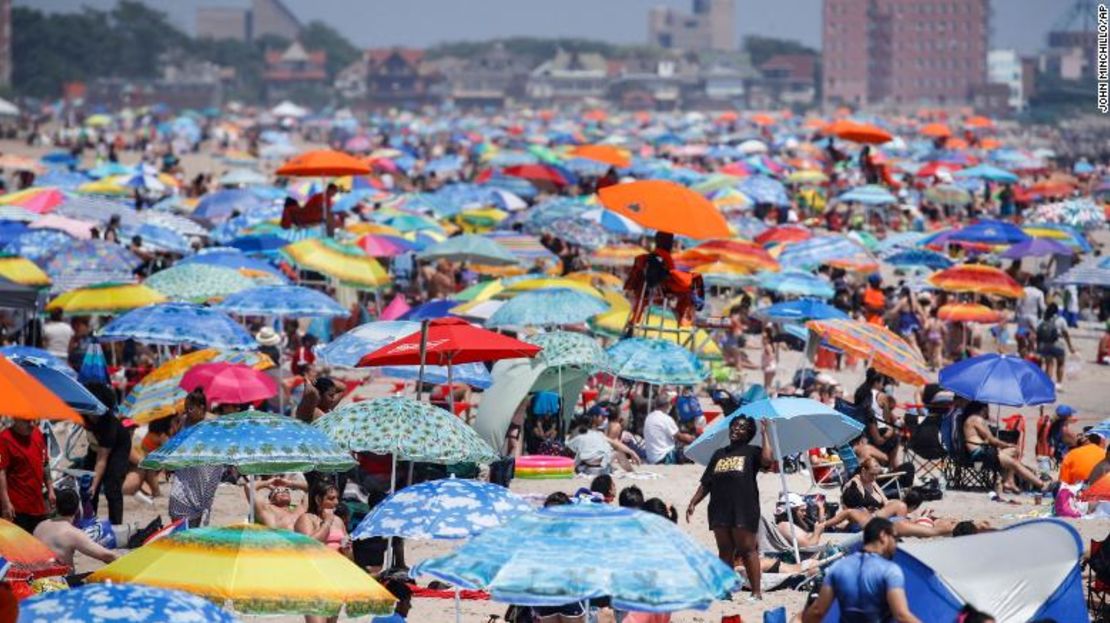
[18,0,1075,55]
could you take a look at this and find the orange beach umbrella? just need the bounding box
[276,150,372,177]
[598,180,730,239]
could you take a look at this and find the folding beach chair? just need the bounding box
[941,410,1000,492]
[902,414,948,482]
[1088,538,1110,620]
[757,515,825,560]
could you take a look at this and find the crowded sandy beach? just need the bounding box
[1,2,1110,622]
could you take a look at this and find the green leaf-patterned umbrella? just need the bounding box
[524,331,607,372]
[314,397,498,464]
[145,263,256,303]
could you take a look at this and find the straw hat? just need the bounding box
[255,327,285,348]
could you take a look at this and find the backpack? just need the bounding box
[644,252,669,289]
[1036,319,1059,346]
[675,392,703,422]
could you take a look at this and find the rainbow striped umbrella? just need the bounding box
[0,187,65,214]
[589,244,646,268]
[927,264,1022,298]
[937,303,1005,324]
[88,524,395,617]
[0,519,68,581]
[121,349,273,425]
[806,318,930,386]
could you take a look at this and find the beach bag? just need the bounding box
[489,456,515,487]
[1036,319,1059,347]
[675,392,703,422]
[528,391,561,417]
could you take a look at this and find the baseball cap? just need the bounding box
[868,273,882,285]
[1056,404,1076,418]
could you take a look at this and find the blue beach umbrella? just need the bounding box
[98,303,256,350]
[884,248,954,270]
[193,189,269,222]
[950,219,1030,245]
[939,354,1055,407]
[738,175,789,206]
[17,582,241,623]
[0,346,74,377]
[399,299,459,321]
[413,504,739,612]
[954,164,1019,184]
[141,410,354,474]
[228,234,288,255]
[3,229,74,262]
[754,299,847,323]
[216,285,347,318]
[486,289,609,328]
[755,270,835,299]
[606,337,709,386]
[999,237,1074,259]
[777,235,868,270]
[837,184,897,205]
[17,358,107,415]
[352,476,532,541]
[179,249,287,281]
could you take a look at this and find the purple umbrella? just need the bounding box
[1000,237,1074,259]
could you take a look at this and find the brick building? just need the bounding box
[822,0,989,107]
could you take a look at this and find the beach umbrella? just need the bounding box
[754,299,848,323]
[29,213,95,239]
[228,233,288,255]
[547,216,611,249]
[46,283,165,316]
[179,250,287,282]
[352,476,532,541]
[315,397,498,464]
[192,189,270,223]
[954,164,1018,184]
[398,299,458,321]
[413,504,738,612]
[0,346,72,377]
[219,168,268,187]
[2,229,72,262]
[1053,260,1110,287]
[937,303,1004,324]
[88,524,394,617]
[806,318,930,386]
[358,317,541,368]
[0,518,69,581]
[121,223,191,255]
[568,144,631,168]
[950,220,1030,245]
[486,288,609,328]
[688,240,780,272]
[777,235,869,270]
[97,303,256,350]
[0,257,51,287]
[42,239,140,276]
[281,239,390,289]
[0,356,86,423]
[837,184,897,206]
[141,409,354,475]
[417,234,517,266]
[0,187,65,214]
[924,184,972,206]
[524,331,608,371]
[738,175,790,207]
[785,169,828,184]
[145,264,255,303]
[606,337,708,386]
[598,180,729,239]
[824,119,892,144]
[276,149,371,177]
[589,244,645,268]
[939,354,1055,407]
[755,224,811,246]
[357,233,418,257]
[883,249,953,270]
[121,350,273,425]
[179,363,278,405]
[1022,223,1092,254]
[999,237,1074,259]
[19,357,107,416]
[928,264,1022,298]
[755,269,835,299]
[17,583,241,623]
[216,285,347,318]
[580,207,645,237]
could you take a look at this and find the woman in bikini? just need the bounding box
[295,482,351,623]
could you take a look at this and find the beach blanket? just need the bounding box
[411,586,490,600]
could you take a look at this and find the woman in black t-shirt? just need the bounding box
[685,416,773,598]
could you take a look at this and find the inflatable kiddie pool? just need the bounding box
[516,455,574,479]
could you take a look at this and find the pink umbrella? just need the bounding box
[179,362,277,405]
[29,214,95,239]
[378,294,411,321]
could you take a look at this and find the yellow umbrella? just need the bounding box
[454,207,508,233]
[591,296,722,360]
[88,524,395,617]
[590,244,646,268]
[46,283,166,316]
[501,277,604,300]
[566,270,623,289]
[786,170,829,184]
[345,222,402,237]
[282,239,390,289]
[121,349,274,424]
[0,257,51,287]
[453,279,505,303]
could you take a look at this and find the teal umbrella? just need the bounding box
[417,234,518,266]
[145,264,256,303]
[606,337,708,386]
[485,289,609,328]
[413,504,739,612]
[140,410,354,475]
[524,331,607,371]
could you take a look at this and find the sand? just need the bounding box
[7,138,1110,621]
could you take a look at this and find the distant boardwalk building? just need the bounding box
[822,0,989,107]
[0,0,10,86]
[196,0,302,42]
[648,0,735,52]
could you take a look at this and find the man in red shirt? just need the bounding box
[0,420,53,533]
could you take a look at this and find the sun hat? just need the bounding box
[1056,404,1075,418]
[255,326,284,348]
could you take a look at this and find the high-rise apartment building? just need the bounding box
[823,0,989,106]
[649,0,735,52]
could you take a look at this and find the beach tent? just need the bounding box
[473,356,590,452]
[824,519,1087,623]
[0,97,18,117]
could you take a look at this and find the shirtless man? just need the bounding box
[246,477,308,530]
[33,490,117,568]
[962,401,1045,493]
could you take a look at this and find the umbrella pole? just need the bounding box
[415,319,429,402]
[454,587,461,623]
[447,355,455,416]
[770,420,802,565]
[385,452,397,569]
[247,474,255,524]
